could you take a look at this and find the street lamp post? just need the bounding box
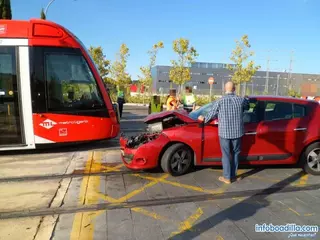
[44,0,56,17]
[44,0,76,17]
[276,74,280,96]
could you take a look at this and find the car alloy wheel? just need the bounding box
[306,148,320,172]
[300,142,320,176]
[170,149,191,174]
[161,143,193,176]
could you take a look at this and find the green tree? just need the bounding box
[88,46,112,83]
[288,89,301,98]
[227,35,260,95]
[110,43,131,88]
[169,38,198,92]
[0,0,12,19]
[138,41,164,94]
[40,8,46,19]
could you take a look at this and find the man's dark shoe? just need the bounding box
[231,176,242,182]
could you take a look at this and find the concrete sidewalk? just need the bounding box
[0,149,119,240]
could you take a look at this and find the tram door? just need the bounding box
[0,40,35,150]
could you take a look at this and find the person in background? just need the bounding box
[313,96,320,103]
[166,89,179,110]
[182,86,196,112]
[117,88,125,118]
[198,81,250,184]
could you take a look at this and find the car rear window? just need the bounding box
[293,104,307,118]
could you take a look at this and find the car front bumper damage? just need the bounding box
[119,132,170,170]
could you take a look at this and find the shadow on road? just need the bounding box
[169,170,308,240]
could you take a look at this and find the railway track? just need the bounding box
[0,169,150,183]
[1,182,319,220]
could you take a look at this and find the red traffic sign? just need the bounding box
[208,77,215,84]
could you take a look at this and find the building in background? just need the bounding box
[151,61,320,96]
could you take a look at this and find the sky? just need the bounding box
[12,0,320,79]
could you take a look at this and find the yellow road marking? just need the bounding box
[278,201,304,217]
[134,174,228,194]
[297,174,308,187]
[78,152,94,205]
[216,235,225,240]
[91,162,123,173]
[285,208,315,217]
[288,207,301,216]
[236,169,247,174]
[69,154,233,239]
[100,174,169,203]
[304,213,315,216]
[98,174,172,223]
[250,176,281,183]
[131,207,173,222]
[232,197,246,201]
[170,207,204,237]
[70,151,104,240]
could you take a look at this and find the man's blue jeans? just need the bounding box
[219,137,242,180]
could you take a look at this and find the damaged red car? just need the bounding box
[119,96,320,176]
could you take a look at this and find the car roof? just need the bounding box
[249,95,318,105]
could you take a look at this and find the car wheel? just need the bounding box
[161,143,193,176]
[300,142,320,175]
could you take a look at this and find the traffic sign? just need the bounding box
[208,77,215,85]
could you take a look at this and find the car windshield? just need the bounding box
[188,102,214,120]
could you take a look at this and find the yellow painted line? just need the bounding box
[70,151,104,240]
[78,152,94,205]
[287,207,301,216]
[277,201,303,217]
[134,174,228,194]
[297,174,308,187]
[131,207,173,222]
[304,213,315,216]
[100,174,169,203]
[90,163,124,173]
[232,197,246,201]
[250,176,280,183]
[98,174,172,223]
[216,235,225,240]
[170,207,204,237]
[102,163,124,172]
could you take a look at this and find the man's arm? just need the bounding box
[203,101,219,123]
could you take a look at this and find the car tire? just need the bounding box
[300,142,320,175]
[160,143,193,176]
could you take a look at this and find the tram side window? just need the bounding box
[45,53,105,111]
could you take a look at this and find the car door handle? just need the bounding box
[294,128,307,131]
[245,131,257,135]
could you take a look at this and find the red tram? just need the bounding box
[0,19,119,151]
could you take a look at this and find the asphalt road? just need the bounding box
[0,105,319,240]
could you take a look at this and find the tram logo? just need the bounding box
[39,119,57,129]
